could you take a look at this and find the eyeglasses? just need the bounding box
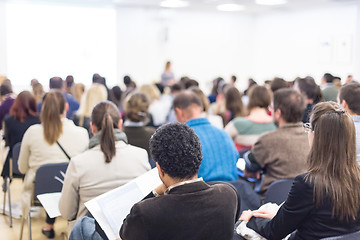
[303,123,313,134]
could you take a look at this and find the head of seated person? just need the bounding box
[150,122,202,186]
[173,91,204,123]
[339,82,360,116]
[124,92,150,124]
[273,88,306,126]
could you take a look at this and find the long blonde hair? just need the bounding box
[306,102,360,221]
[76,83,107,126]
[40,91,65,145]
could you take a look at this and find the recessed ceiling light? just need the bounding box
[160,0,189,8]
[255,0,287,6]
[217,3,245,12]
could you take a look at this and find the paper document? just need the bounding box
[85,168,162,240]
[36,192,62,218]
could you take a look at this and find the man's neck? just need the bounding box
[164,175,199,188]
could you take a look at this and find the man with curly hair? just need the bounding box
[119,122,239,240]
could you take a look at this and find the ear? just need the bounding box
[275,108,282,120]
[64,102,69,114]
[90,122,98,134]
[118,118,123,130]
[174,107,184,122]
[156,162,165,178]
[341,99,348,109]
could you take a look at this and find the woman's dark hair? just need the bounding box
[10,91,37,122]
[297,76,322,104]
[149,122,202,179]
[247,85,272,111]
[91,101,121,163]
[307,102,360,221]
[225,86,245,117]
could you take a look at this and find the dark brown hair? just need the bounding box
[339,82,360,115]
[10,91,37,122]
[225,86,245,117]
[274,88,305,123]
[91,101,120,163]
[247,85,272,111]
[270,77,288,93]
[41,91,65,145]
[307,102,360,221]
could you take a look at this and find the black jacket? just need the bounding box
[246,173,360,240]
[119,181,239,240]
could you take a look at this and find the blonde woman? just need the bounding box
[139,84,171,127]
[72,83,107,136]
[18,91,89,238]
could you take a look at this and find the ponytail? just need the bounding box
[41,91,65,145]
[100,113,116,163]
[92,101,121,163]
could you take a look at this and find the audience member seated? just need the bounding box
[173,91,239,182]
[18,91,89,239]
[122,92,155,156]
[321,73,338,102]
[225,86,276,151]
[0,81,16,129]
[38,77,80,119]
[220,86,246,126]
[71,83,85,103]
[1,91,40,180]
[32,82,45,104]
[208,77,225,104]
[270,77,288,93]
[238,102,360,239]
[339,82,360,164]
[295,76,322,123]
[72,83,108,136]
[59,101,150,232]
[189,86,224,128]
[70,123,239,240]
[140,84,171,128]
[109,86,123,113]
[244,89,309,197]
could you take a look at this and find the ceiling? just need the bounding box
[6,0,358,14]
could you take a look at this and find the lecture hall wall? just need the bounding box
[0,0,359,93]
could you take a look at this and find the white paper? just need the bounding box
[36,192,62,218]
[85,168,162,240]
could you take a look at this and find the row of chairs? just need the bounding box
[2,141,69,240]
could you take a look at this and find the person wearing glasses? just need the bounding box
[238,102,360,239]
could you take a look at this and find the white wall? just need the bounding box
[5,2,117,92]
[2,2,360,93]
[251,4,359,84]
[0,0,7,76]
[116,8,254,91]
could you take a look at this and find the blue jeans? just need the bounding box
[69,216,103,240]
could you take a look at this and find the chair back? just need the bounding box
[12,142,23,177]
[264,178,294,205]
[321,230,360,240]
[33,162,69,205]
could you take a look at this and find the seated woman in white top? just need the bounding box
[59,101,151,232]
[18,91,89,238]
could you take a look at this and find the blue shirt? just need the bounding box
[186,118,239,182]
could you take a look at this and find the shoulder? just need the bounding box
[63,119,88,134]
[4,114,14,123]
